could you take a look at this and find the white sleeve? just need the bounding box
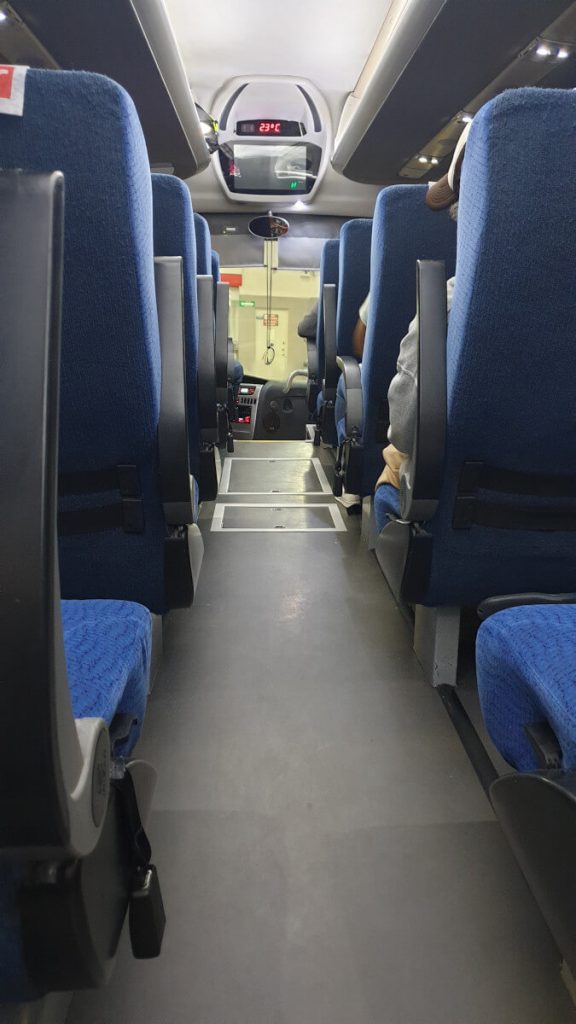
[387,313,419,455]
[358,292,370,325]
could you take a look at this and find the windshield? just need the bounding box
[222,266,319,381]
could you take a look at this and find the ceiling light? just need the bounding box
[536,42,553,57]
[418,156,429,165]
[460,113,473,124]
[430,157,439,166]
[0,10,7,22]
[557,46,570,59]
[292,200,307,211]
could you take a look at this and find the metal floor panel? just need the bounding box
[230,440,315,459]
[212,503,345,532]
[68,443,576,1024]
[220,457,330,496]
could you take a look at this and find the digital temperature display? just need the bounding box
[236,119,303,137]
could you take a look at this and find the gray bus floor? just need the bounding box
[69,440,576,1024]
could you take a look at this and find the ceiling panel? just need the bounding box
[164,0,392,122]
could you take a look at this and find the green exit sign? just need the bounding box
[239,299,256,307]
[290,181,299,190]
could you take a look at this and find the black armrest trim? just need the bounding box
[155,257,193,525]
[214,281,229,404]
[400,260,447,521]
[336,355,363,437]
[478,592,576,620]
[197,274,218,444]
[0,172,91,853]
[323,283,338,396]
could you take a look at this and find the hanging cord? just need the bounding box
[263,239,275,365]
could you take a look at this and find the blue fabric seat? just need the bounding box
[63,598,151,757]
[211,248,220,287]
[335,219,371,364]
[194,213,212,276]
[0,598,151,1002]
[374,484,401,532]
[476,605,576,772]
[152,173,201,488]
[0,68,185,614]
[359,185,456,495]
[318,224,370,441]
[316,238,340,387]
[379,89,576,608]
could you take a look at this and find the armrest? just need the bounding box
[197,274,218,444]
[336,355,363,437]
[306,339,318,380]
[478,592,576,621]
[323,282,338,396]
[214,280,229,404]
[154,257,193,525]
[400,260,447,522]
[283,369,308,393]
[0,172,107,859]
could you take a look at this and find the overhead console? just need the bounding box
[213,77,331,203]
[332,0,576,186]
[5,0,210,177]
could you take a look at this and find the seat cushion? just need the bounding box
[0,598,152,1002]
[476,604,576,771]
[374,484,401,533]
[63,599,152,756]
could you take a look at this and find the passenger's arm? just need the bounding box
[387,313,419,456]
[352,318,366,359]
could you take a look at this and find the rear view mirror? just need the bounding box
[248,215,289,240]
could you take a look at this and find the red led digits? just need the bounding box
[258,121,281,134]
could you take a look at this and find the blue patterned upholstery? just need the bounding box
[63,599,151,756]
[152,174,200,488]
[361,186,456,495]
[336,219,371,361]
[194,213,212,276]
[417,89,576,605]
[476,605,576,771]
[0,597,152,1001]
[211,249,220,285]
[0,69,173,612]
[316,239,340,381]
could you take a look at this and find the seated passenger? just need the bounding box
[377,122,471,491]
[298,304,318,342]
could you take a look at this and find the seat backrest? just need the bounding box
[211,248,221,286]
[0,68,170,612]
[194,212,212,276]
[336,218,372,359]
[425,88,576,605]
[316,239,340,379]
[361,186,456,494]
[152,173,200,475]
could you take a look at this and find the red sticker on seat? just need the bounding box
[0,66,28,117]
[0,66,14,100]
